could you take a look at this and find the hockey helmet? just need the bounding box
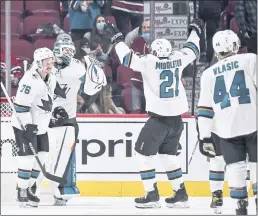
[150,38,172,58]
[212,30,240,58]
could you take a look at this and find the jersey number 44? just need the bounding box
[160,68,180,98]
[213,70,251,109]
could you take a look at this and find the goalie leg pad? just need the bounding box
[48,126,79,199]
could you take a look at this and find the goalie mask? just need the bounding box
[53,38,75,65]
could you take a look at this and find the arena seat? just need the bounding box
[25,1,60,13]
[1,39,33,62]
[0,0,24,17]
[1,15,22,37]
[33,38,56,50]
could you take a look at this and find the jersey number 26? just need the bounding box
[160,68,179,98]
[213,70,251,109]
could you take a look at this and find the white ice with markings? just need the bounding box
[1,197,256,215]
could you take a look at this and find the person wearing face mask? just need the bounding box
[68,0,105,41]
[130,19,151,55]
[125,19,150,46]
[84,15,111,57]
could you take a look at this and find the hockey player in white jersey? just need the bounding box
[103,19,203,208]
[11,48,56,207]
[197,30,257,215]
[31,34,106,205]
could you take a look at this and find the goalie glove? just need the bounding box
[199,137,216,158]
[188,18,204,37]
[103,22,124,44]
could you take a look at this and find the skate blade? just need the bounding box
[26,201,39,208]
[214,206,222,214]
[19,202,28,208]
[135,202,161,209]
[166,201,189,208]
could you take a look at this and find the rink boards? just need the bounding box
[1,114,254,197]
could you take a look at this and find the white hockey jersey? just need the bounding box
[53,57,106,119]
[198,53,257,139]
[114,31,200,116]
[11,68,57,134]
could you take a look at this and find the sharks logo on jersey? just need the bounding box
[38,95,53,113]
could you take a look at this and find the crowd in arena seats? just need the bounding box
[0,0,257,114]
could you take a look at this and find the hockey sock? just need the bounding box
[135,151,156,192]
[29,152,47,188]
[249,162,257,197]
[209,156,225,192]
[227,161,248,203]
[160,154,183,191]
[17,155,34,189]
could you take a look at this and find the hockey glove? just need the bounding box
[199,137,215,158]
[22,124,38,143]
[53,106,69,120]
[188,18,204,37]
[103,22,124,44]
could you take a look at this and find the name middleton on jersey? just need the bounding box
[155,59,182,70]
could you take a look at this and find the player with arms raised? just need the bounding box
[197,30,257,215]
[11,48,56,207]
[103,19,203,208]
[31,34,106,206]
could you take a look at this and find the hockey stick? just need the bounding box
[0,82,65,184]
[191,0,198,116]
[188,139,199,165]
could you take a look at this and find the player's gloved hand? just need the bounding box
[22,124,38,143]
[188,18,204,37]
[199,137,215,158]
[53,106,69,120]
[103,22,124,44]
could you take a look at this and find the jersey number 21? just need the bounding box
[160,68,179,98]
[213,70,251,109]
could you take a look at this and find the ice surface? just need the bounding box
[1,197,256,215]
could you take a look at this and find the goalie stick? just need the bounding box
[1,81,65,184]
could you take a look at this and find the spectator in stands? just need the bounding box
[111,0,144,36]
[130,20,150,55]
[198,0,225,65]
[84,15,111,57]
[125,19,150,47]
[74,38,91,60]
[68,0,105,41]
[0,49,23,88]
[235,0,257,54]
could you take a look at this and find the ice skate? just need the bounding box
[54,196,68,206]
[165,183,189,208]
[135,183,160,209]
[236,199,248,215]
[210,190,223,214]
[16,187,28,207]
[27,187,40,207]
